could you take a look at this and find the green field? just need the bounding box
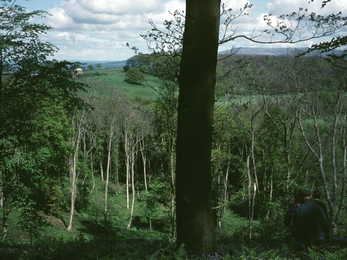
[80,68,161,100]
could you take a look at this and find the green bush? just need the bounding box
[125,67,145,84]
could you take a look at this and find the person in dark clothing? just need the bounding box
[284,198,297,229]
[292,189,329,251]
[284,197,300,235]
[312,189,329,220]
[312,189,330,241]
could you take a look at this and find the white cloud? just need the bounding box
[218,0,347,53]
[26,0,347,61]
[266,0,347,16]
[42,0,187,61]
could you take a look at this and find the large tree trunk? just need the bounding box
[176,0,220,254]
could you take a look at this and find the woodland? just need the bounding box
[1,0,347,259]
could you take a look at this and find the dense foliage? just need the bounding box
[2,52,347,259]
[1,0,347,258]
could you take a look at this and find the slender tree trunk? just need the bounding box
[217,158,222,230]
[140,138,148,192]
[127,145,136,229]
[176,0,220,254]
[1,196,9,242]
[99,159,104,181]
[170,149,176,237]
[67,112,85,231]
[67,153,78,231]
[246,153,253,239]
[104,128,113,223]
[2,211,8,242]
[0,171,3,207]
[90,154,95,194]
[224,160,230,207]
[114,137,120,193]
[125,133,130,209]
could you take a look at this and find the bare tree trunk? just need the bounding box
[114,138,120,193]
[0,171,3,207]
[125,132,130,209]
[127,143,136,229]
[1,197,9,241]
[170,149,176,237]
[67,111,85,231]
[104,127,113,223]
[100,160,104,182]
[67,148,78,231]
[83,123,98,194]
[140,138,148,192]
[90,155,95,194]
[217,158,222,230]
[246,153,253,239]
[224,160,230,205]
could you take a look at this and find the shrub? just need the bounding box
[125,67,145,84]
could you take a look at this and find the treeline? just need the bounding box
[123,52,180,83]
[2,52,346,241]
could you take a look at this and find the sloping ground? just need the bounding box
[0,235,346,259]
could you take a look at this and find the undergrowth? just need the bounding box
[1,236,347,259]
[1,184,346,259]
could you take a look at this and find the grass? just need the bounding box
[79,68,160,100]
[1,197,347,259]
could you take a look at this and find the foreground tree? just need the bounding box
[0,0,87,239]
[0,0,55,99]
[175,0,220,254]
[132,0,347,252]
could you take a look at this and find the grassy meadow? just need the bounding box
[79,68,160,100]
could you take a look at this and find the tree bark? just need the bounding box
[125,132,130,209]
[176,0,220,254]
[1,197,9,241]
[67,111,85,231]
[127,141,136,229]
[104,127,113,223]
[139,137,148,192]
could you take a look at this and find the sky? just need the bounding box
[13,0,347,61]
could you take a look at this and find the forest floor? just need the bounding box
[1,207,346,260]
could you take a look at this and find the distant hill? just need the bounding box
[75,47,344,70]
[78,60,127,69]
[219,47,307,56]
[219,47,345,57]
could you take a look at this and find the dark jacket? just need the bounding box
[312,199,329,220]
[284,205,297,230]
[292,199,329,246]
